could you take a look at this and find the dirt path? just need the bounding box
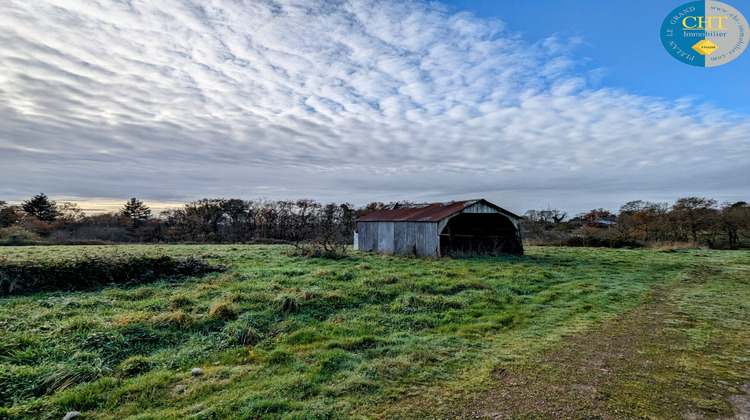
[727,383,750,420]
[454,273,750,419]
[459,286,679,419]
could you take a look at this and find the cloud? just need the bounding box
[0,0,748,214]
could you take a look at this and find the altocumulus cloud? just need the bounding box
[0,0,748,212]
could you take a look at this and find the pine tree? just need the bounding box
[120,198,151,226]
[21,193,59,222]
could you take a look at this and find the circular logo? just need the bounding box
[661,1,748,66]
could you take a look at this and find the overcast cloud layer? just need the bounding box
[1,0,748,213]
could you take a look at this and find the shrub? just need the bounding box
[0,226,44,246]
[0,255,226,296]
[287,243,348,260]
[562,234,643,248]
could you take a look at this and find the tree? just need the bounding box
[120,198,151,226]
[670,197,718,243]
[360,202,386,217]
[0,201,20,227]
[164,199,226,242]
[221,199,254,241]
[57,202,86,224]
[291,201,350,258]
[521,207,568,242]
[580,208,616,228]
[21,193,59,222]
[719,201,750,249]
[616,200,668,242]
[524,208,567,230]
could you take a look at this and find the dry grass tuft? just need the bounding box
[150,310,193,328]
[110,311,150,327]
[208,301,239,320]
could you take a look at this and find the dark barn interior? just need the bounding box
[439,213,523,255]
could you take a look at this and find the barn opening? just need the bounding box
[439,213,522,255]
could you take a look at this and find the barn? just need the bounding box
[354,199,523,257]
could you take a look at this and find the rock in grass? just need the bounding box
[63,412,82,420]
[191,367,203,376]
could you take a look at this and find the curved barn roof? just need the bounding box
[355,199,521,223]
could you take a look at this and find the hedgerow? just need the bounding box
[0,255,225,296]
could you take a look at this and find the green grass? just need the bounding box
[0,245,748,419]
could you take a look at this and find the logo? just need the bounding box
[661,1,748,66]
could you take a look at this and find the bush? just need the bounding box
[562,234,643,248]
[0,255,226,296]
[0,226,44,246]
[287,243,348,259]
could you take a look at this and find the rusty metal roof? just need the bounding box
[355,199,521,222]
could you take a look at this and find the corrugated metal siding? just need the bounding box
[377,222,395,253]
[368,222,380,252]
[393,223,408,255]
[406,222,418,254]
[356,201,476,222]
[462,202,498,214]
[357,222,378,252]
[357,221,440,257]
[419,223,439,257]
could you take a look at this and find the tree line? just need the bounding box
[1,194,749,249]
[521,197,750,250]
[0,194,368,247]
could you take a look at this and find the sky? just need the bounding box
[1,0,749,216]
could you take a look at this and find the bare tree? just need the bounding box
[670,197,718,243]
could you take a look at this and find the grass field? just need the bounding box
[1,245,749,419]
